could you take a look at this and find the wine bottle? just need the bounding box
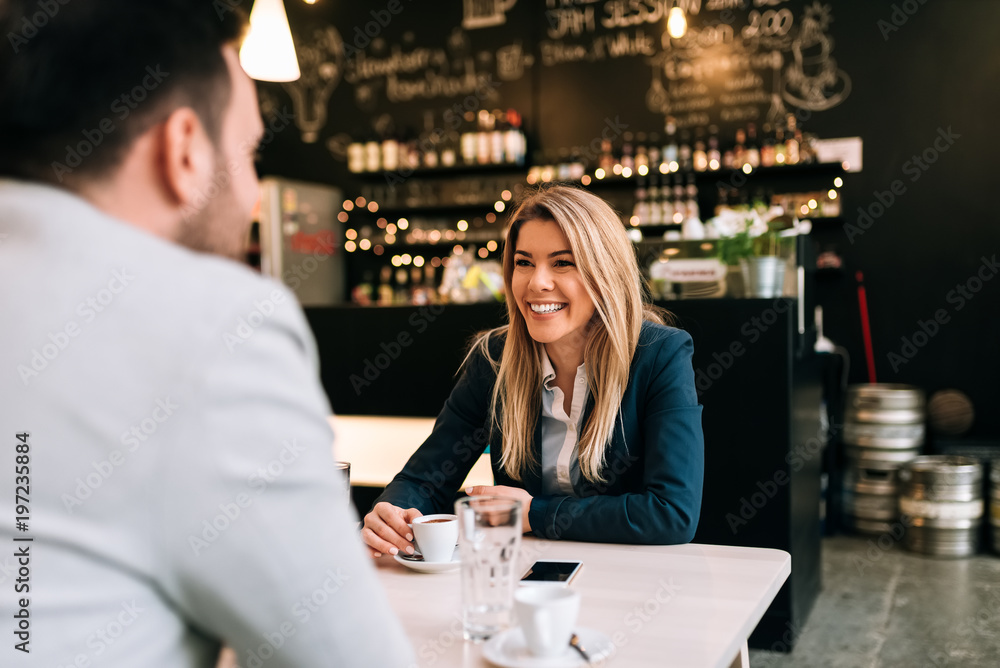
[707,126,721,171]
[761,123,776,168]
[692,127,708,172]
[745,123,760,169]
[678,129,692,172]
[733,128,746,169]
[663,117,678,170]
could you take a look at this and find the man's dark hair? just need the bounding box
[0,0,247,185]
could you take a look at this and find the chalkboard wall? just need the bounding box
[253,0,1000,443]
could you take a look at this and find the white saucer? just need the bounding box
[393,547,460,573]
[483,626,615,667]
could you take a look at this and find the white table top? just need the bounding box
[329,415,494,488]
[374,537,790,668]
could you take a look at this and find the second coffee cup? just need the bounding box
[410,514,459,563]
[514,586,581,658]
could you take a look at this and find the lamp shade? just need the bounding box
[239,0,301,82]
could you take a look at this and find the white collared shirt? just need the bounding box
[540,351,589,496]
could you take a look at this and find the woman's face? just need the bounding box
[511,219,596,350]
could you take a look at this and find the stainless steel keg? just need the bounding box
[900,456,983,558]
[842,385,925,534]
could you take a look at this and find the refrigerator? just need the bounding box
[258,177,345,306]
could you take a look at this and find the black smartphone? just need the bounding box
[519,560,583,586]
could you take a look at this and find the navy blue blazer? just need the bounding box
[374,321,704,544]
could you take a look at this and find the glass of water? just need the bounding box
[455,496,522,642]
[334,461,351,506]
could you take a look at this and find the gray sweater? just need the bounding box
[0,180,414,667]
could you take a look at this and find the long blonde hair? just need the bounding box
[470,185,667,483]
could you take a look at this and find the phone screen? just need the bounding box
[520,561,581,583]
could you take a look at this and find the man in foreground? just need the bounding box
[0,1,414,665]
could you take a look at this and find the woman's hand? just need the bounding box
[465,485,534,533]
[361,502,423,558]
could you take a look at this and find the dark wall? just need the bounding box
[259,1,1000,441]
[801,1,1000,442]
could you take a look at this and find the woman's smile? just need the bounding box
[512,219,596,347]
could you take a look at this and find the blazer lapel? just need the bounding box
[520,410,545,497]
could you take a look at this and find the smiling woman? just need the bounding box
[362,185,705,554]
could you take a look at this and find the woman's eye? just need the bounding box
[554,260,575,268]
[515,259,532,267]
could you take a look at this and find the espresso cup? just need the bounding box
[410,514,458,563]
[514,587,580,658]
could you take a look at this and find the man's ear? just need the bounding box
[159,107,215,208]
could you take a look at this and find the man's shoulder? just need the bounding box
[1,179,304,354]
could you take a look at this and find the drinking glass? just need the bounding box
[334,461,351,506]
[455,496,522,641]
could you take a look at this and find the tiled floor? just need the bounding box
[749,535,1000,668]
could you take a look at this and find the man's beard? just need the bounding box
[176,156,250,262]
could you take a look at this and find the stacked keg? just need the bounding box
[991,461,1000,554]
[842,384,925,534]
[899,456,983,557]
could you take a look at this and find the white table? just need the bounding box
[329,415,494,488]
[374,537,790,668]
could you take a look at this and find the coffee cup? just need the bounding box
[410,514,458,563]
[514,586,580,658]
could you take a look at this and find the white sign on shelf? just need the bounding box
[654,259,727,283]
[813,137,863,173]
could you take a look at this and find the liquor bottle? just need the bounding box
[773,125,786,166]
[715,185,729,217]
[647,173,663,225]
[647,132,661,173]
[785,114,800,165]
[403,128,420,170]
[476,110,492,165]
[745,123,760,169]
[635,132,649,173]
[394,268,409,305]
[798,131,813,164]
[621,132,635,173]
[490,109,505,165]
[672,176,685,224]
[504,109,525,165]
[692,127,708,172]
[663,117,679,170]
[557,148,572,181]
[678,129,692,172]
[364,132,381,172]
[377,266,394,306]
[352,270,375,306]
[760,123,776,168]
[682,175,705,240]
[599,138,615,172]
[722,148,734,170]
[684,174,700,220]
[460,112,477,165]
[733,128,746,169]
[707,126,721,171]
[347,135,365,173]
[660,175,674,224]
[568,150,586,181]
[440,130,458,168]
[381,128,400,172]
[421,111,438,169]
[633,174,649,225]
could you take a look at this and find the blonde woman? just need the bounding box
[362,185,703,555]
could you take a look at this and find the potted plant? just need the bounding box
[709,208,796,298]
